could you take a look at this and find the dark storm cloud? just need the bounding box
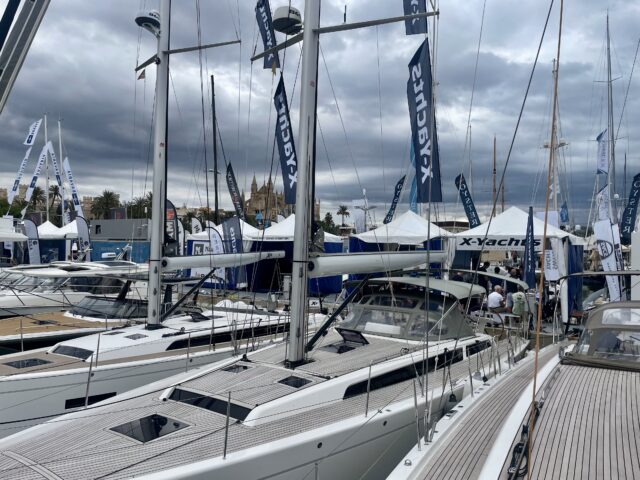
[0,0,637,227]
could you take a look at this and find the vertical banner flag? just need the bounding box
[62,157,84,218]
[76,216,91,262]
[23,219,40,265]
[222,216,247,288]
[593,219,622,301]
[620,173,640,244]
[207,226,225,284]
[596,129,608,174]
[46,141,64,189]
[383,175,406,224]
[560,201,569,224]
[226,163,245,219]
[523,206,536,288]
[596,184,610,221]
[8,147,32,206]
[409,142,418,213]
[255,0,280,70]
[274,77,297,204]
[407,39,442,203]
[177,219,185,256]
[352,199,366,233]
[454,173,481,228]
[165,199,178,242]
[23,118,42,146]
[191,217,203,234]
[22,143,49,216]
[403,0,427,35]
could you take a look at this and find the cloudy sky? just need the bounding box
[0,0,638,226]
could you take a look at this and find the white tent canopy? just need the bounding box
[353,210,450,245]
[59,220,78,239]
[0,218,26,242]
[37,221,63,239]
[455,206,580,251]
[186,219,260,241]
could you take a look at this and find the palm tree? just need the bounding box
[30,186,46,211]
[49,185,61,209]
[91,190,121,219]
[336,205,350,226]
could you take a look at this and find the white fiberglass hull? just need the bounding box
[0,292,88,318]
[0,345,242,439]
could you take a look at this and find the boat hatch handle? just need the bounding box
[305,274,371,353]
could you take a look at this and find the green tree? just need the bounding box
[336,205,350,226]
[49,185,61,209]
[321,212,338,234]
[30,186,46,211]
[91,190,121,219]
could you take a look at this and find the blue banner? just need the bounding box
[620,173,640,244]
[403,0,428,35]
[407,39,442,203]
[454,173,480,228]
[255,0,280,70]
[560,201,569,224]
[383,175,406,224]
[274,77,297,204]
[522,206,536,289]
[226,163,245,219]
[222,216,247,287]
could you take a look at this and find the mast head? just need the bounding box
[273,6,302,35]
[135,10,161,37]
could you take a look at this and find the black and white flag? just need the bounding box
[274,77,297,204]
[620,173,640,244]
[403,0,428,35]
[454,174,480,228]
[383,175,406,224]
[226,163,245,219]
[407,39,442,202]
[222,216,247,287]
[23,118,42,146]
[255,0,280,70]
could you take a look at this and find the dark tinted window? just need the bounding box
[52,345,93,360]
[169,388,251,421]
[65,392,117,409]
[278,376,311,388]
[110,414,188,443]
[4,358,52,369]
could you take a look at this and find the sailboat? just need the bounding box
[0,1,525,478]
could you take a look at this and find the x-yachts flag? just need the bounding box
[454,173,481,228]
[560,201,569,224]
[620,173,640,244]
[523,206,536,289]
[46,141,64,189]
[255,0,280,70]
[383,175,406,224]
[226,163,245,219]
[191,217,203,234]
[274,76,297,204]
[407,38,442,203]
[596,129,608,174]
[593,219,622,302]
[75,216,91,262]
[207,226,225,284]
[7,147,31,206]
[62,157,84,218]
[403,0,427,35]
[596,184,610,221]
[222,216,247,288]
[23,218,40,265]
[23,118,41,146]
[21,143,48,216]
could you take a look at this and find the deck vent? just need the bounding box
[111,414,188,443]
[33,319,58,326]
[4,358,52,369]
[103,331,125,336]
[125,334,148,340]
[222,364,249,373]
[278,375,311,388]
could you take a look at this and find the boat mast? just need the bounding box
[147,0,170,328]
[211,74,219,225]
[606,13,615,219]
[492,135,496,217]
[551,58,558,214]
[44,113,49,223]
[286,0,321,366]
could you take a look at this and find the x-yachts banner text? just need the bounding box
[76,216,91,262]
[8,147,31,206]
[21,143,48,217]
[596,129,608,174]
[383,175,406,224]
[222,216,247,288]
[403,0,427,35]
[23,118,41,146]
[23,218,40,265]
[274,76,297,204]
[454,173,480,228]
[255,0,280,70]
[620,173,640,244]
[407,38,442,202]
[62,157,84,218]
[523,206,536,288]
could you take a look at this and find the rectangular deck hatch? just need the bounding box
[169,388,251,421]
[4,358,52,369]
[110,414,188,443]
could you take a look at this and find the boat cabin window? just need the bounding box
[110,414,188,443]
[67,276,123,294]
[576,328,640,362]
[169,388,251,421]
[32,277,68,292]
[601,308,640,326]
[52,345,94,360]
[3,358,52,369]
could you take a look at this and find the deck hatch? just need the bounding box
[169,388,251,421]
[3,358,52,369]
[222,364,250,373]
[51,345,93,360]
[278,375,311,388]
[125,333,148,340]
[110,414,188,443]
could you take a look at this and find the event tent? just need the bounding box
[352,210,450,246]
[37,220,79,239]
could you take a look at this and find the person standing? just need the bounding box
[512,285,529,324]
